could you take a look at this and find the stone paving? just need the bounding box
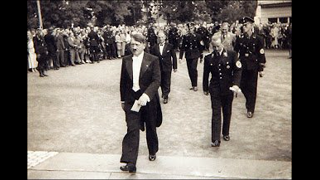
[28,151,58,169]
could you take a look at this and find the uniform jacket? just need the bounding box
[179,33,203,60]
[44,33,57,54]
[33,35,48,55]
[203,49,242,96]
[150,43,177,72]
[120,52,162,127]
[88,30,99,47]
[234,33,266,71]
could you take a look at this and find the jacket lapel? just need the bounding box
[140,53,151,78]
[156,45,161,56]
[162,43,168,56]
[125,55,133,80]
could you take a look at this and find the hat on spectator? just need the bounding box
[239,16,254,24]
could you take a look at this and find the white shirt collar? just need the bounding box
[133,51,144,60]
[219,49,224,55]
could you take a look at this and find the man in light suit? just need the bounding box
[119,33,162,173]
[150,31,177,104]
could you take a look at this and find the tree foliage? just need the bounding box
[27,0,257,29]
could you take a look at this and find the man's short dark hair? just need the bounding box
[131,33,146,44]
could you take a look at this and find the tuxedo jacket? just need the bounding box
[120,52,162,127]
[150,43,177,72]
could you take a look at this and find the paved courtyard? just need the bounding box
[27,49,291,163]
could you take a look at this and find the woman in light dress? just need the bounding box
[115,31,122,58]
[27,30,38,72]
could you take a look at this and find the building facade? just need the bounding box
[255,0,292,25]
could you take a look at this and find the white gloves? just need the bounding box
[138,93,150,106]
[229,85,241,93]
[259,71,264,77]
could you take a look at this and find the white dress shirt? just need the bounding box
[132,51,144,92]
[159,43,164,55]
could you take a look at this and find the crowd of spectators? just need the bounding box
[27,21,292,74]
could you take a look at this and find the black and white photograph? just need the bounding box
[27,0,292,179]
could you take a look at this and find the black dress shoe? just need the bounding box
[223,135,230,141]
[120,163,136,173]
[163,98,168,104]
[211,140,220,147]
[247,111,253,118]
[189,87,198,91]
[149,154,156,161]
[193,87,198,91]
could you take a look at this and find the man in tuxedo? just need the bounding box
[150,31,177,104]
[119,33,162,173]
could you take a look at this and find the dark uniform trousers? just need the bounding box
[120,89,159,165]
[203,50,242,142]
[240,68,258,113]
[186,58,199,87]
[210,91,233,142]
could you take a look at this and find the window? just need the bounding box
[279,17,288,23]
[268,18,277,24]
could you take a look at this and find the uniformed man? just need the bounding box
[234,16,266,118]
[196,22,210,51]
[168,23,179,50]
[88,26,100,63]
[147,24,157,49]
[33,28,49,77]
[203,35,242,147]
[102,26,115,60]
[179,22,203,91]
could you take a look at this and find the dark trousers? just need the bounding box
[64,50,70,66]
[210,91,233,142]
[105,44,112,59]
[161,70,172,98]
[186,58,199,87]
[90,46,100,62]
[48,51,59,68]
[57,50,65,67]
[36,54,48,75]
[240,69,258,113]
[120,90,159,165]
